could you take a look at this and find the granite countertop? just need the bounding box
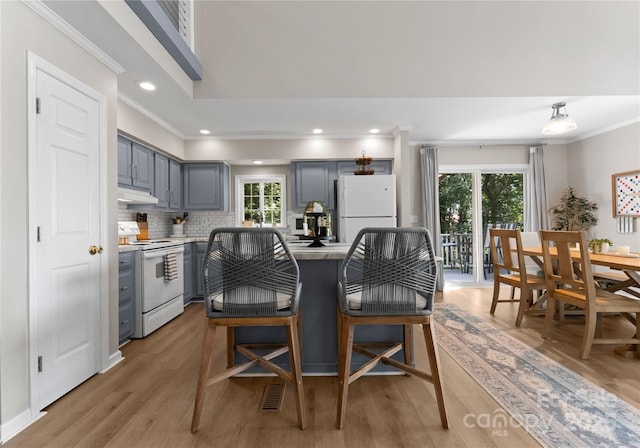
[119,236,350,259]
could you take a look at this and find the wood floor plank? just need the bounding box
[5,288,639,448]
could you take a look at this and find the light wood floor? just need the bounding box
[5,287,640,448]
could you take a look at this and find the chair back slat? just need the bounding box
[489,228,528,281]
[203,227,300,317]
[340,227,437,316]
[539,230,597,308]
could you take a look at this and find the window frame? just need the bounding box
[235,174,287,227]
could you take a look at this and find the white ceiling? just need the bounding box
[45,1,640,144]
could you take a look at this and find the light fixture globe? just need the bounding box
[542,102,577,135]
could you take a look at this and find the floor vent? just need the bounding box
[259,381,286,413]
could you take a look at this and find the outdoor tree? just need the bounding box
[482,173,524,227]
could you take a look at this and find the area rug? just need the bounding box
[433,302,640,448]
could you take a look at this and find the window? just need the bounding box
[236,175,286,227]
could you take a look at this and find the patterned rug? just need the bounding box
[433,302,640,448]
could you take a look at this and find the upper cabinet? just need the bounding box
[154,153,182,210]
[291,161,337,210]
[118,135,154,192]
[183,163,230,211]
[291,159,393,211]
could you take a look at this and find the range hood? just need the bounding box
[117,187,159,205]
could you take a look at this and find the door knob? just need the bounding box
[89,245,104,255]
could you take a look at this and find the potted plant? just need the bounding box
[588,238,613,254]
[549,187,598,232]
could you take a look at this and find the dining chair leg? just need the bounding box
[422,321,449,429]
[490,278,500,314]
[579,309,597,359]
[541,296,555,339]
[191,319,217,433]
[287,316,307,430]
[635,313,640,358]
[514,290,531,327]
[336,316,355,429]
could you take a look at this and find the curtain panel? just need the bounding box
[525,145,549,231]
[419,146,443,290]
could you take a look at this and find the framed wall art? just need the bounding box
[612,170,640,217]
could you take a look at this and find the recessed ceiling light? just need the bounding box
[369,128,380,134]
[199,129,211,135]
[253,160,263,165]
[312,128,323,134]
[137,81,156,91]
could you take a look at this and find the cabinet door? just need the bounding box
[169,159,182,210]
[118,252,136,343]
[194,243,207,297]
[183,163,229,210]
[183,244,193,304]
[131,142,154,191]
[154,153,169,208]
[291,161,335,210]
[117,136,133,186]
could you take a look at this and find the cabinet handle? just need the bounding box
[133,165,138,179]
[120,320,129,325]
[120,286,128,290]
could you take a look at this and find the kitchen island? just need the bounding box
[234,242,409,376]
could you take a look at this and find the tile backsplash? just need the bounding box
[118,204,234,238]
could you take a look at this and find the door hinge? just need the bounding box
[37,226,41,242]
[38,355,43,372]
[36,98,41,114]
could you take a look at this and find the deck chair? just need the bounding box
[191,227,306,431]
[540,230,640,359]
[336,227,448,430]
[489,228,546,326]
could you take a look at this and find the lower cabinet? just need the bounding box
[118,252,136,344]
[194,242,208,297]
[183,242,194,304]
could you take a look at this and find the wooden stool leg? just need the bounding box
[226,327,235,368]
[191,319,216,433]
[336,315,355,429]
[287,315,307,430]
[422,321,449,429]
[403,324,412,368]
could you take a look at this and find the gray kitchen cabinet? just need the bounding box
[154,153,182,210]
[194,242,207,297]
[290,161,337,210]
[183,242,193,304]
[118,135,154,192]
[183,163,230,211]
[337,159,393,176]
[118,251,136,344]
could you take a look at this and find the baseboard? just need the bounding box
[100,350,124,373]
[0,409,46,444]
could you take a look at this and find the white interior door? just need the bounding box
[34,67,102,410]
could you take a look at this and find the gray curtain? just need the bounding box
[419,145,443,290]
[525,145,549,231]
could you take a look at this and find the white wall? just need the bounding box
[0,0,119,432]
[567,122,640,249]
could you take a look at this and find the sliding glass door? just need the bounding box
[439,167,526,285]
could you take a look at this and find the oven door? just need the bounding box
[139,246,184,313]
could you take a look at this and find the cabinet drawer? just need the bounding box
[119,251,135,271]
[119,299,135,342]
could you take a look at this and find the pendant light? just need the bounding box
[542,102,577,135]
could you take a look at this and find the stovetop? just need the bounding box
[128,239,184,250]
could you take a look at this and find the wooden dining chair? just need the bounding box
[191,227,306,432]
[336,227,448,430]
[539,230,640,359]
[489,228,546,327]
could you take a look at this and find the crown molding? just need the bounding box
[118,93,185,139]
[22,0,125,74]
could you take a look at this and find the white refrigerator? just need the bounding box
[337,174,397,243]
